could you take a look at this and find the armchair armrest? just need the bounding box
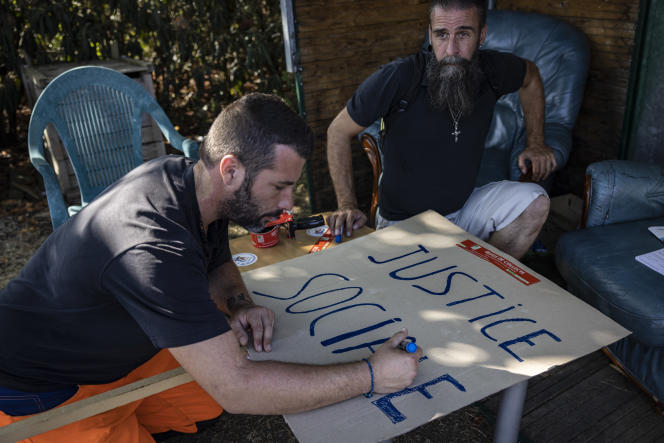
[358,121,382,227]
[583,160,664,228]
[27,117,69,230]
[509,122,573,181]
[30,155,68,230]
[146,100,199,160]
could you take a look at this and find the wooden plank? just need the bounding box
[522,352,610,414]
[42,125,76,199]
[299,23,425,64]
[535,366,641,442]
[23,59,153,90]
[481,350,608,415]
[138,71,156,95]
[141,113,166,158]
[0,368,193,442]
[570,394,652,442]
[520,366,620,441]
[301,52,409,94]
[19,66,42,106]
[521,362,652,442]
[636,423,664,443]
[500,0,639,20]
[612,402,664,441]
[141,141,166,162]
[295,0,427,31]
[303,84,359,125]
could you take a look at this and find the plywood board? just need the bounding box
[242,211,630,442]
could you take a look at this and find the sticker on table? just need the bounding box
[233,253,258,267]
[306,225,329,237]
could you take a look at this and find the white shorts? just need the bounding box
[375,180,548,240]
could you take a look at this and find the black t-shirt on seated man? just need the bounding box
[0,156,231,392]
[347,49,526,221]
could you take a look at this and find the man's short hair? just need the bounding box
[199,93,314,176]
[429,0,489,29]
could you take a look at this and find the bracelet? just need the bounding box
[362,358,374,398]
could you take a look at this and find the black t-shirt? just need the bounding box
[347,50,526,220]
[0,156,231,392]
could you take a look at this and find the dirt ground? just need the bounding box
[0,103,509,442]
[1,104,53,289]
[160,404,496,442]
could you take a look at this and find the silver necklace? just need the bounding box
[448,104,462,143]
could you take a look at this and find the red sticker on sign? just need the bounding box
[457,239,540,286]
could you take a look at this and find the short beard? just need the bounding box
[220,173,281,233]
[426,50,482,116]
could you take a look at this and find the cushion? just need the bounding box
[585,160,664,228]
[556,216,664,347]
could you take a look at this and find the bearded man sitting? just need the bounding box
[326,0,555,260]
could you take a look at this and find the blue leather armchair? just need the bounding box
[556,160,664,406]
[359,10,590,225]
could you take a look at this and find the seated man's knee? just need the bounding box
[524,195,550,226]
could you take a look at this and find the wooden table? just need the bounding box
[229,223,373,272]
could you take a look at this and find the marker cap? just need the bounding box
[399,341,417,353]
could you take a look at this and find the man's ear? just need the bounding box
[218,155,246,187]
[479,24,487,46]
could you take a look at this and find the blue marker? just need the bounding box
[398,340,417,353]
[335,222,345,243]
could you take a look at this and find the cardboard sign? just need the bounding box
[243,211,629,442]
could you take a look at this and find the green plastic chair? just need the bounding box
[27,66,199,229]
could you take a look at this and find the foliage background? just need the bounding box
[0,0,292,143]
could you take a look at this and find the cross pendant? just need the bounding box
[452,122,461,143]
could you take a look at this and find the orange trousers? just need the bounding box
[0,350,223,442]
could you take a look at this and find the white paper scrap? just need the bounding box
[635,247,664,277]
[648,226,664,242]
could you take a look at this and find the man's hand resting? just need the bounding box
[518,143,557,182]
[370,328,422,393]
[326,207,368,238]
[230,304,275,352]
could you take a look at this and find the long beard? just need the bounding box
[219,175,281,233]
[426,51,482,116]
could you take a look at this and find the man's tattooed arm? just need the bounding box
[208,261,254,316]
[225,292,255,313]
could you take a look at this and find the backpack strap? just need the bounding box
[479,50,501,100]
[379,50,428,144]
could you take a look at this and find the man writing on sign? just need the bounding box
[327,0,554,260]
[0,93,421,442]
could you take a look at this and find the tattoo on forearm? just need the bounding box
[226,293,254,311]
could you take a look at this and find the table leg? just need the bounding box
[493,380,528,443]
